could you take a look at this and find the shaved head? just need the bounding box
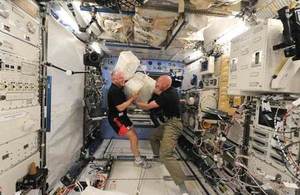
[154,75,172,94]
[111,70,125,87]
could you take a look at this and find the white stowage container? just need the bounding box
[124,72,156,103]
[124,74,145,98]
[135,72,156,103]
[114,51,140,80]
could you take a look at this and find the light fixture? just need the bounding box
[216,22,249,44]
[55,7,79,32]
[90,42,103,55]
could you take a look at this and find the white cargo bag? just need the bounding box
[124,73,145,99]
[124,72,156,103]
[135,72,156,103]
[114,51,140,80]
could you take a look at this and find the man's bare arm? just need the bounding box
[116,93,139,112]
[136,100,159,111]
[116,97,135,112]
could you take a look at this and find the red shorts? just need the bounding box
[108,115,133,136]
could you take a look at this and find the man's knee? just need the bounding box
[159,144,172,162]
[150,133,157,143]
[127,128,137,140]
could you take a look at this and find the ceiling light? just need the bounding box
[90,42,103,55]
[55,7,79,32]
[216,22,249,44]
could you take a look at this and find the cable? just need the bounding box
[273,102,300,181]
[136,167,146,195]
[233,161,268,194]
[75,181,83,192]
[44,62,90,75]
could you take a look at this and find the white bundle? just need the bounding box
[124,72,156,103]
[114,51,140,80]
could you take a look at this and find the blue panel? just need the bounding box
[46,76,52,132]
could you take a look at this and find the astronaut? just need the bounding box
[137,75,189,195]
[107,70,151,169]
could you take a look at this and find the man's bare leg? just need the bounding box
[126,128,140,157]
[126,128,151,169]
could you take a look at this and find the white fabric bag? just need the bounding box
[114,51,140,80]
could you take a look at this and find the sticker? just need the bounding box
[0,111,26,122]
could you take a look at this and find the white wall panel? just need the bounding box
[46,17,85,188]
[182,61,201,90]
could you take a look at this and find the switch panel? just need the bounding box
[0,28,39,111]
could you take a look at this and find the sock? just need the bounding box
[179,183,188,194]
[135,156,142,163]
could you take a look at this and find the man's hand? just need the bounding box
[135,101,144,107]
[116,92,140,112]
[131,92,139,101]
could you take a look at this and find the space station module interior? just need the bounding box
[1,0,300,195]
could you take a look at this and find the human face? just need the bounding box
[154,79,163,95]
[117,73,125,87]
[112,71,125,87]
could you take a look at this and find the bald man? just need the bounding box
[137,75,189,195]
[107,70,151,168]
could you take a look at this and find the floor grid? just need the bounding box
[80,139,205,195]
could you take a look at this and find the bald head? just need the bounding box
[154,75,172,94]
[111,70,125,87]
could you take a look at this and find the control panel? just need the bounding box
[0,27,39,111]
[202,76,219,89]
[0,1,41,194]
[181,89,218,132]
[0,133,39,175]
[248,99,300,195]
[229,19,300,95]
[0,106,40,144]
[0,0,40,46]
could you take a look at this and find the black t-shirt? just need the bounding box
[107,83,127,118]
[155,87,180,118]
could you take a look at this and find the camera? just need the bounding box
[273,5,300,61]
[83,51,102,67]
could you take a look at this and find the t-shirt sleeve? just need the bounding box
[111,89,125,107]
